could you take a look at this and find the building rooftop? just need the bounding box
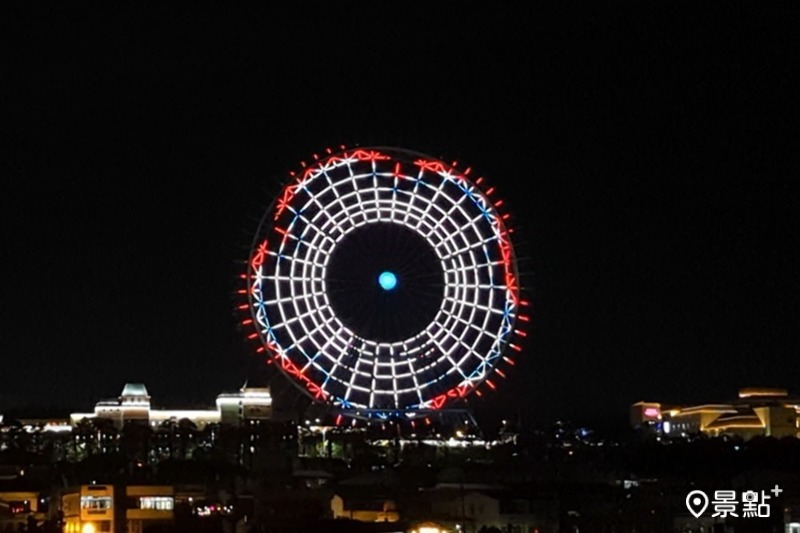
[738,387,788,399]
[121,383,149,397]
[672,404,738,415]
[705,413,765,430]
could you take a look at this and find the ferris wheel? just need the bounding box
[244,147,527,420]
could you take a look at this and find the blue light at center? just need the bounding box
[378,271,398,291]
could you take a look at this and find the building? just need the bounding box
[217,387,272,427]
[330,492,399,522]
[423,487,499,532]
[125,485,175,533]
[61,484,176,533]
[629,401,663,430]
[70,383,272,429]
[0,490,47,531]
[631,387,800,440]
[0,465,50,531]
[62,484,115,533]
[415,484,557,533]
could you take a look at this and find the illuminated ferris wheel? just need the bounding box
[244,147,527,420]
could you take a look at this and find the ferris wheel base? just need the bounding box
[328,407,481,428]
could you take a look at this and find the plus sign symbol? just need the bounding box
[771,485,783,497]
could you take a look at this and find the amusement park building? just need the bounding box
[69,383,272,429]
[631,387,800,440]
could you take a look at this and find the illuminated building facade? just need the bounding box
[61,485,176,533]
[61,484,115,533]
[70,383,272,429]
[631,387,800,440]
[125,485,175,533]
[217,387,272,426]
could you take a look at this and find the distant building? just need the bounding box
[125,485,175,533]
[70,383,272,429]
[330,492,399,523]
[414,484,558,533]
[424,487,499,531]
[61,484,176,533]
[62,484,115,533]
[630,401,662,429]
[631,387,800,440]
[0,489,46,531]
[217,387,272,427]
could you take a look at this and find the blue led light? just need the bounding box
[378,271,397,291]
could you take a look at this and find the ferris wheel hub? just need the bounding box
[378,271,397,291]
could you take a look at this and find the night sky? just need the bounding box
[2,6,798,425]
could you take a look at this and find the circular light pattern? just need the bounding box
[246,147,524,418]
[378,271,398,291]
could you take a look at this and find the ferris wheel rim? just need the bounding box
[245,146,524,417]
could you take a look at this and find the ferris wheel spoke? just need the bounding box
[271,302,330,333]
[425,335,467,382]
[439,307,495,340]
[405,358,425,403]
[433,212,495,257]
[426,190,471,236]
[442,295,505,316]
[432,319,487,368]
[438,234,498,262]
[316,171,358,239]
[284,313,340,356]
[284,205,337,248]
[412,173,448,234]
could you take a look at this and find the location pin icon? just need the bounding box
[686,490,709,518]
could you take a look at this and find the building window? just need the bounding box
[81,496,112,510]
[140,497,174,511]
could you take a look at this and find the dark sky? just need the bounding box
[2,6,798,425]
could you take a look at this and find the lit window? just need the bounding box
[140,497,174,511]
[81,496,112,510]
